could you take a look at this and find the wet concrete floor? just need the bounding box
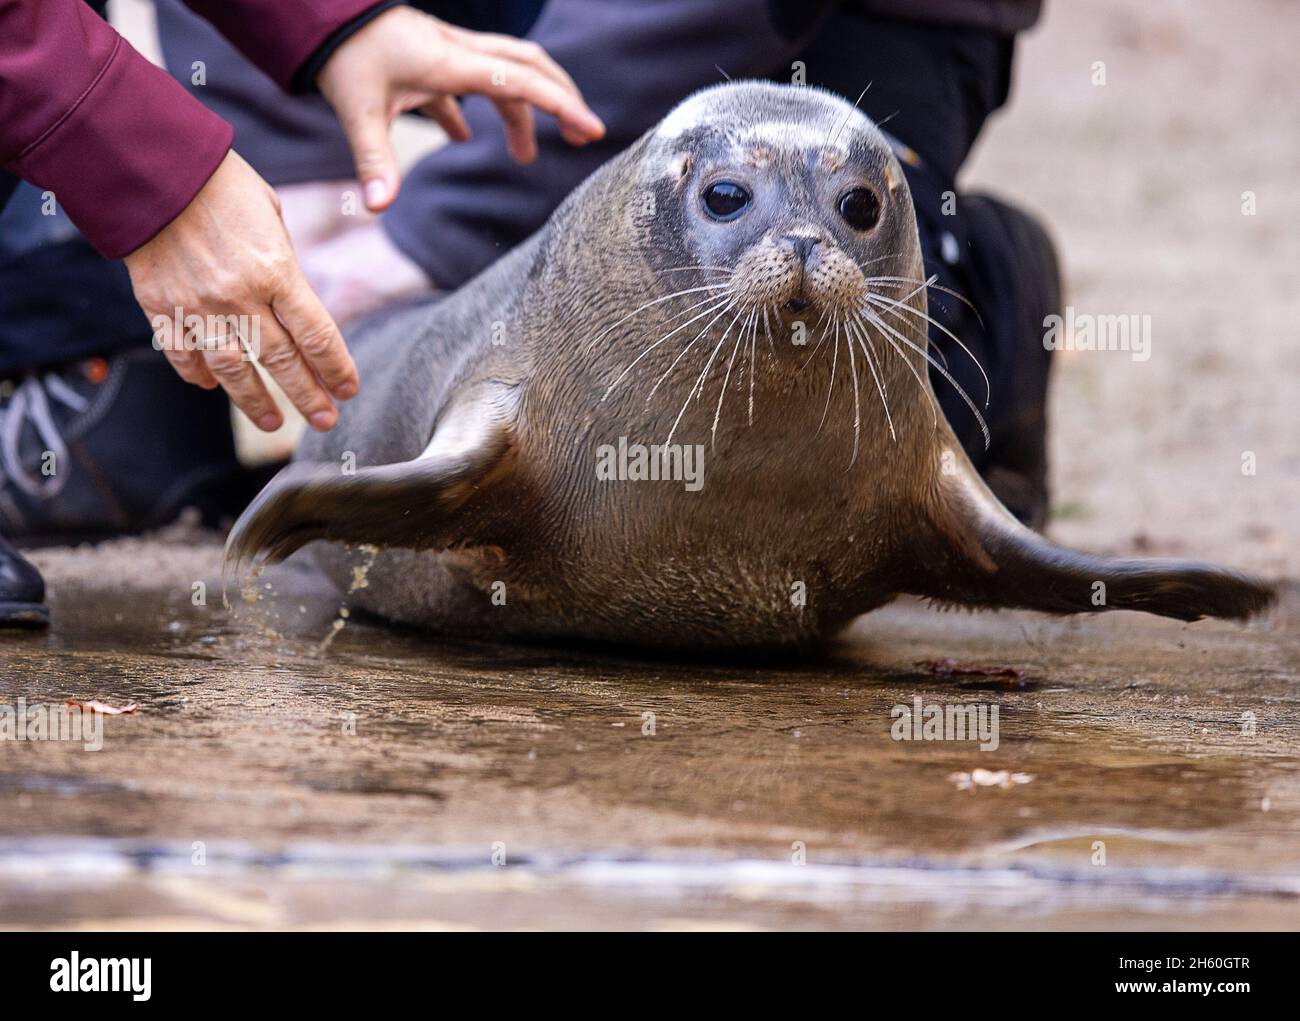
[1,540,1297,930]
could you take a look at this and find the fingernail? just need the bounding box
[334,380,358,400]
[258,413,282,431]
[309,411,336,431]
[364,179,388,207]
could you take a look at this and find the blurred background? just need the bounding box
[964,0,1299,577]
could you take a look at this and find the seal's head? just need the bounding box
[637,82,917,333]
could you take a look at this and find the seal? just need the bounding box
[226,82,1274,649]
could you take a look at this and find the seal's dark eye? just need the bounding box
[702,181,751,221]
[838,187,882,231]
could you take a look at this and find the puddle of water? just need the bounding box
[2,556,1297,929]
[2,837,1296,931]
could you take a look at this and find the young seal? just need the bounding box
[226,82,1273,649]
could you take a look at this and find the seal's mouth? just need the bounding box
[724,232,869,327]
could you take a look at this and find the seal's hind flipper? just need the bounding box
[910,468,1275,623]
[224,394,515,575]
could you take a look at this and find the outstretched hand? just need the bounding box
[317,5,606,211]
[124,151,358,434]
[126,8,602,430]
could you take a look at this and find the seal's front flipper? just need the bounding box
[909,468,1275,623]
[224,392,515,574]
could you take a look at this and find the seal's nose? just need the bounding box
[785,235,821,264]
[783,235,820,313]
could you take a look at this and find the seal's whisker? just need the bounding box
[862,275,983,322]
[863,303,982,434]
[866,275,983,370]
[827,83,871,148]
[842,317,863,468]
[584,283,732,353]
[600,291,731,399]
[692,303,749,406]
[816,314,841,434]
[711,306,757,446]
[855,254,898,271]
[858,289,942,431]
[658,265,736,275]
[800,306,836,372]
[658,289,739,326]
[667,303,749,448]
[601,295,733,400]
[653,289,736,327]
[844,314,897,442]
[868,277,951,369]
[882,275,930,305]
[867,292,990,407]
[806,304,833,357]
[645,298,739,403]
[863,307,989,448]
[872,324,940,431]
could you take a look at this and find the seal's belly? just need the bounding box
[320,536,888,648]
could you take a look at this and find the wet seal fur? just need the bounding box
[227,82,1274,649]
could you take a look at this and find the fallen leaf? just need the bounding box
[64,699,139,716]
[917,658,1025,683]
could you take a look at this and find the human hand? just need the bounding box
[317,5,606,211]
[124,150,359,433]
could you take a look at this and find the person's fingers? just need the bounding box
[151,313,220,388]
[419,93,472,142]
[443,28,579,94]
[441,53,604,144]
[250,309,338,431]
[269,268,360,413]
[333,90,401,211]
[491,98,537,163]
[202,338,282,432]
[160,344,220,390]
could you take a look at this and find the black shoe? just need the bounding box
[908,176,1060,530]
[0,349,268,542]
[959,193,1060,530]
[0,531,48,628]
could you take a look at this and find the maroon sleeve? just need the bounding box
[0,0,382,259]
[183,0,386,91]
[0,0,233,258]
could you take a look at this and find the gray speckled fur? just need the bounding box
[293,83,932,646]
[248,82,1271,648]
